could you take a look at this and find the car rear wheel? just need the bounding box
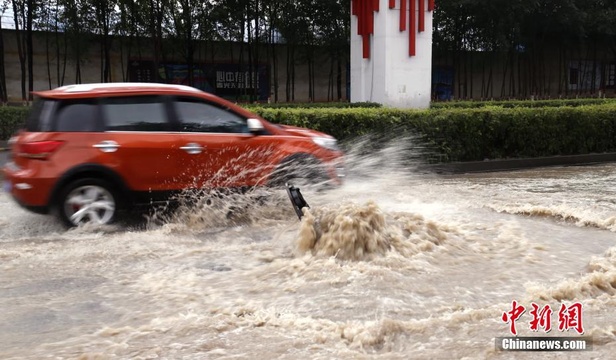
[56,178,118,227]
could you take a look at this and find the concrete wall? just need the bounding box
[433,47,616,100]
[3,28,614,103]
[1,29,349,103]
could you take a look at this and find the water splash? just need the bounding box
[297,201,452,261]
[3,133,616,358]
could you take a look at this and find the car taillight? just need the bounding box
[18,141,64,159]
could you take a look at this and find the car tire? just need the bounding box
[55,178,118,228]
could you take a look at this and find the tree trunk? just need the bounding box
[509,47,515,97]
[46,22,52,89]
[254,0,260,101]
[591,37,598,94]
[336,52,342,101]
[55,1,62,86]
[307,47,313,101]
[75,44,82,84]
[480,51,486,99]
[327,52,334,101]
[469,44,473,98]
[500,50,510,98]
[61,32,68,86]
[271,32,278,102]
[100,32,104,82]
[286,45,291,102]
[291,45,295,101]
[0,21,7,102]
[26,0,34,100]
[246,5,254,101]
[150,0,160,82]
[102,3,113,83]
[12,0,27,100]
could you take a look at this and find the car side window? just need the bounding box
[174,98,248,134]
[102,95,170,131]
[26,98,56,132]
[55,99,100,132]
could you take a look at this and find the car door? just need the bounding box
[98,95,184,195]
[171,96,275,189]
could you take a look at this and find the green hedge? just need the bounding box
[4,102,616,163]
[244,101,382,109]
[0,106,28,140]
[253,104,616,162]
[431,98,616,109]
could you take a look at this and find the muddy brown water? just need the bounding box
[1,144,616,359]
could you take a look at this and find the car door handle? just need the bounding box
[180,143,204,154]
[93,140,120,153]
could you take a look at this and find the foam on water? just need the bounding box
[525,245,616,302]
[297,201,454,261]
[488,203,616,232]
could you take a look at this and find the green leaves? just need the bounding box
[431,98,616,109]
[251,102,616,163]
[0,106,28,139]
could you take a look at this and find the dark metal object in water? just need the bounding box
[286,183,310,220]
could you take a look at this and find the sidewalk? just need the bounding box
[419,152,616,174]
[0,142,9,171]
[1,139,615,173]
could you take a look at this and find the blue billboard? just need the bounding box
[128,60,270,102]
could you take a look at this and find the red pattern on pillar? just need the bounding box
[396,1,436,57]
[352,0,381,59]
[353,0,436,59]
[400,0,407,31]
[409,0,416,56]
[418,0,425,32]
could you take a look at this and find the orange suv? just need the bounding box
[3,83,344,227]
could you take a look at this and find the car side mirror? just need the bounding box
[247,118,265,134]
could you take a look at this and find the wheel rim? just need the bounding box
[63,185,115,225]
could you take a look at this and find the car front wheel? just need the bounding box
[57,178,118,227]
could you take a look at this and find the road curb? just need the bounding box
[419,153,616,174]
[1,140,615,172]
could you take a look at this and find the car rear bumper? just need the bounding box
[7,187,49,214]
[3,161,52,214]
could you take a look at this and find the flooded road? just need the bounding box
[1,147,616,359]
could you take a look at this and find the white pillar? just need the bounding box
[351,0,434,109]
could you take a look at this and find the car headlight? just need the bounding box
[312,136,339,151]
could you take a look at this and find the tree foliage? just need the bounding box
[4,0,616,101]
[435,0,616,98]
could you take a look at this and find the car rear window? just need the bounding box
[55,99,101,132]
[102,95,171,131]
[25,98,56,132]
